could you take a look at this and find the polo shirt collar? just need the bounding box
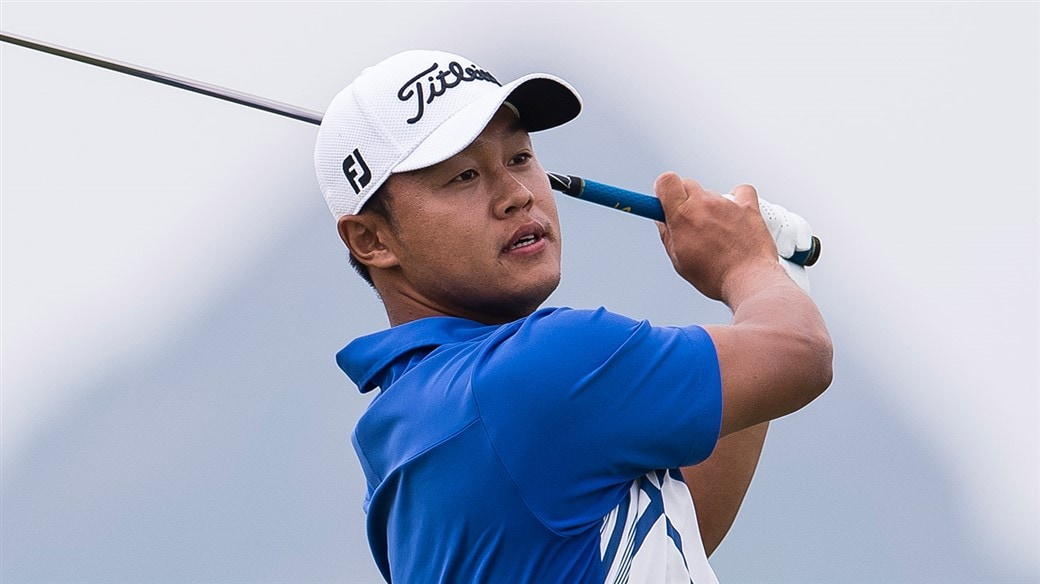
[337,316,498,393]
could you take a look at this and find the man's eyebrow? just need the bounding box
[469,117,529,151]
[507,118,526,134]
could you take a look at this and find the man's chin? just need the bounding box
[510,274,561,316]
[475,275,560,324]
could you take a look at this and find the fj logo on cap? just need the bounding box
[342,148,372,195]
[398,61,500,125]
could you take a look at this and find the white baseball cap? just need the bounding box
[314,49,582,218]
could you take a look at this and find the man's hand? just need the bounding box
[758,198,813,293]
[758,199,814,260]
[654,173,784,303]
[657,171,831,555]
[653,171,832,437]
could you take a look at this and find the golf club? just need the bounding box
[1,30,820,266]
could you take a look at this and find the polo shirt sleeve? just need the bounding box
[470,307,722,535]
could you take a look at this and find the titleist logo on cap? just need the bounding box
[398,61,500,124]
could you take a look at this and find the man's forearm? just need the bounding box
[681,421,769,556]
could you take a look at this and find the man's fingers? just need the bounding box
[793,217,813,252]
[653,172,687,207]
[762,201,795,257]
[729,183,760,211]
[655,172,713,214]
[656,218,669,243]
[756,197,814,258]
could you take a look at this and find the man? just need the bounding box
[314,50,832,583]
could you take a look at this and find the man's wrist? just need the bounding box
[719,258,793,309]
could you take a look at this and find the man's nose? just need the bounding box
[493,172,534,218]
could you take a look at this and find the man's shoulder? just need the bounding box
[473,307,659,385]
[511,306,641,337]
[477,306,716,389]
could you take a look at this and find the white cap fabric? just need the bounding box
[315,50,582,218]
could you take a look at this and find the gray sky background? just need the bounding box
[1,3,1037,583]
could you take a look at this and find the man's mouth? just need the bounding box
[504,223,548,253]
[510,234,540,250]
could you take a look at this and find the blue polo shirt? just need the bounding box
[339,307,722,583]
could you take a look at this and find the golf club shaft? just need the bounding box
[0,30,323,124]
[2,30,821,267]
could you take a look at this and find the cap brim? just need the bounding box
[392,73,581,173]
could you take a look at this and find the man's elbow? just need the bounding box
[804,328,834,401]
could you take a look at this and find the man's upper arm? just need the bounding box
[704,303,833,438]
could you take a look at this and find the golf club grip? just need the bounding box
[547,172,821,267]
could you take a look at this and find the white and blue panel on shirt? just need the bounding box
[600,469,719,584]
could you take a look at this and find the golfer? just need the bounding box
[314,50,833,583]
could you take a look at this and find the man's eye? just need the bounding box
[511,153,532,165]
[454,169,478,182]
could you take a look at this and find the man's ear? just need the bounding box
[337,214,400,270]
